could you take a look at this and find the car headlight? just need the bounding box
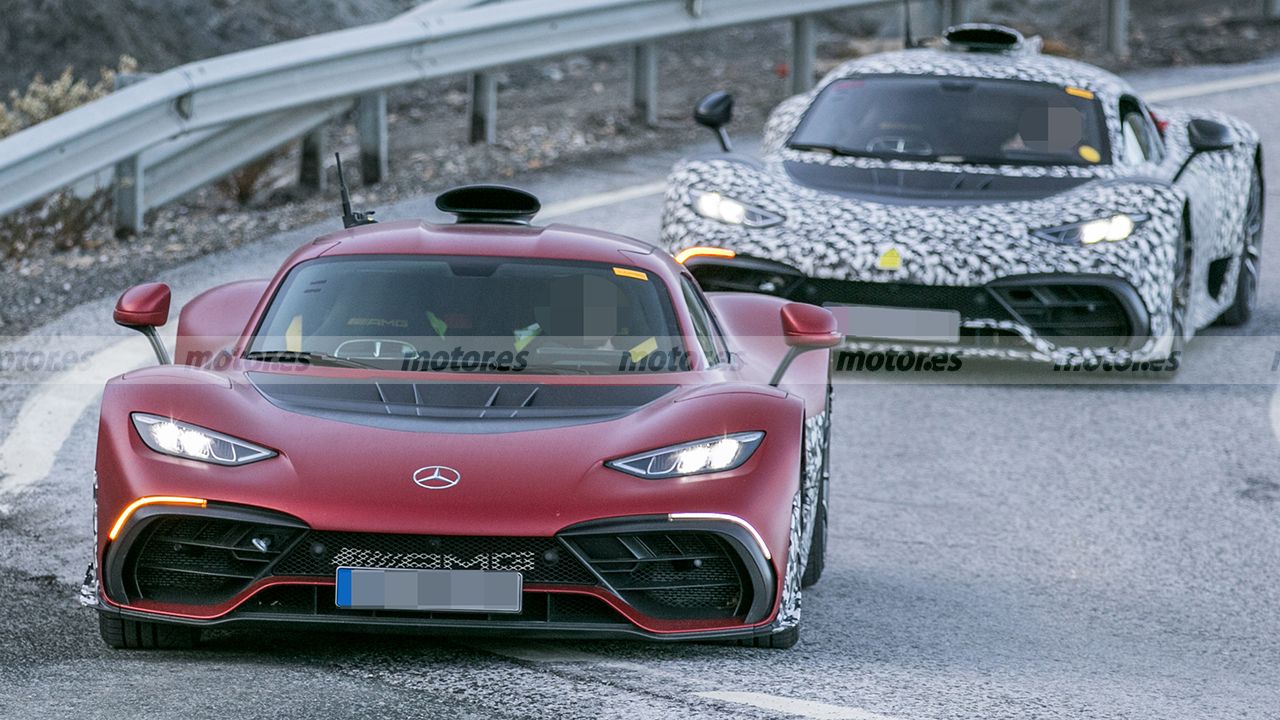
[606,431,765,479]
[691,191,784,228]
[1032,213,1146,246]
[132,413,276,466]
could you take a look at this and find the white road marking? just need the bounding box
[1144,69,1280,103]
[0,338,159,512]
[1270,389,1280,444]
[471,641,698,684]
[696,692,912,720]
[538,181,668,220]
[3,63,1280,512]
[470,643,612,663]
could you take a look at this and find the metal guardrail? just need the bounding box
[0,0,1139,235]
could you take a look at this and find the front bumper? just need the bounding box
[95,502,782,642]
[686,254,1162,362]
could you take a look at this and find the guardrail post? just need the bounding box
[112,155,144,238]
[298,127,327,193]
[791,15,816,94]
[111,73,151,237]
[1105,0,1130,57]
[937,0,965,29]
[469,73,498,145]
[631,43,659,127]
[356,92,389,184]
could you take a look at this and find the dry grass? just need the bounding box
[0,57,137,252]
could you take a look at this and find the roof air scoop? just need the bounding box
[942,24,1040,55]
[435,185,542,225]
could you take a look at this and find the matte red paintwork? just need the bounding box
[113,282,171,327]
[175,280,269,366]
[780,302,842,348]
[95,217,834,637]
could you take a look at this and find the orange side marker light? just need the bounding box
[674,247,737,265]
[108,496,207,540]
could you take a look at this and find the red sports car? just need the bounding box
[89,184,838,649]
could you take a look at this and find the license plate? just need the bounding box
[335,567,523,613]
[827,304,961,344]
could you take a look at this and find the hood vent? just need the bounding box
[942,24,1040,55]
[435,184,542,224]
[247,373,676,434]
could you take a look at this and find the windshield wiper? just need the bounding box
[243,350,374,369]
[787,142,868,157]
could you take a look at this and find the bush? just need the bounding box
[0,57,138,253]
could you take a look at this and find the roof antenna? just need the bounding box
[335,152,376,229]
[902,0,915,49]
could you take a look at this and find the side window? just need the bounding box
[681,277,725,366]
[1118,96,1162,165]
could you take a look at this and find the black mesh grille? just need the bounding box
[566,531,749,619]
[272,532,596,585]
[691,267,1142,349]
[125,516,303,604]
[990,284,1133,341]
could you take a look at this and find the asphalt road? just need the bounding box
[2,59,1280,719]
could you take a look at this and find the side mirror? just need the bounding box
[114,282,172,364]
[694,91,735,152]
[770,303,841,386]
[1187,118,1236,153]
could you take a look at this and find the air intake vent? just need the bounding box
[565,531,751,620]
[124,516,303,604]
[436,184,541,224]
[942,23,1038,55]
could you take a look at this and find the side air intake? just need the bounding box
[942,24,1040,55]
[436,184,542,224]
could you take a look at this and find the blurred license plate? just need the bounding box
[335,567,522,613]
[828,305,961,344]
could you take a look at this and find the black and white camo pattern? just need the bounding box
[663,46,1261,362]
[776,407,830,630]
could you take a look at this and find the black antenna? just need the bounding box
[334,152,376,229]
[903,0,915,49]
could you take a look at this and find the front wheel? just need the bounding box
[1147,218,1193,377]
[801,388,832,587]
[1218,163,1264,326]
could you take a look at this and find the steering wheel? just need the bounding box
[333,338,419,361]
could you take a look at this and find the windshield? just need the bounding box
[249,256,692,375]
[789,75,1110,167]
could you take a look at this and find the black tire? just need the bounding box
[801,387,833,588]
[99,613,198,650]
[1146,216,1193,378]
[801,491,826,588]
[1218,162,1264,326]
[739,624,800,649]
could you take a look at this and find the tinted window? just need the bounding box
[681,277,723,366]
[1119,96,1162,165]
[790,75,1111,167]
[250,256,689,375]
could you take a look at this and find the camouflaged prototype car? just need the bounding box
[663,24,1263,369]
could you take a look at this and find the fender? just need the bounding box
[174,280,269,367]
